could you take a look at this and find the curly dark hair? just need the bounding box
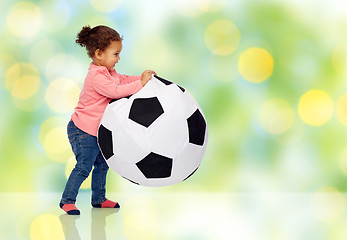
[75,25,123,58]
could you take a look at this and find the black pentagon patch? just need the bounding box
[136,152,173,178]
[154,75,185,92]
[98,124,114,160]
[129,97,164,127]
[109,95,132,104]
[187,109,206,146]
[183,166,199,181]
[122,176,139,185]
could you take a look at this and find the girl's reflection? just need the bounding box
[59,208,119,240]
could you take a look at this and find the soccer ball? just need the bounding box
[97,75,208,187]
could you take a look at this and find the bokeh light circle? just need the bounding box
[6,2,42,38]
[258,98,295,135]
[39,117,72,163]
[336,93,347,126]
[65,156,92,189]
[238,47,274,83]
[311,187,345,222]
[30,214,64,240]
[89,0,122,13]
[5,63,40,99]
[45,78,80,114]
[298,89,334,126]
[204,19,240,56]
[44,127,69,155]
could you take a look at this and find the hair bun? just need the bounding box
[75,25,92,47]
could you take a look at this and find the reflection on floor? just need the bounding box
[1,192,347,239]
[59,208,120,240]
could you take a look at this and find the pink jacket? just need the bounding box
[71,63,143,136]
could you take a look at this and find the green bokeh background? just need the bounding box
[1,0,347,194]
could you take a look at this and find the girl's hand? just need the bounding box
[141,70,157,86]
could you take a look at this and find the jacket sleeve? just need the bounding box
[91,68,143,99]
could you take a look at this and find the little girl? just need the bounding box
[60,25,156,215]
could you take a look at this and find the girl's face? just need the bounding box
[98,41,122,71]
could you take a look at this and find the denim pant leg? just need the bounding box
[91,152,109,204]
[60,121,100,204]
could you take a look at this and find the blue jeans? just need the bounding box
[60,120,109,205]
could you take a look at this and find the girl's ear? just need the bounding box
[94,49,103,60]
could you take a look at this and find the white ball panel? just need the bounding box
[148,113,188,158]
[107,155,148,184]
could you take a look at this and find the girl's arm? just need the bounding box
[92,69,142,99]
[118,73,142,85]
[118,70,157,85]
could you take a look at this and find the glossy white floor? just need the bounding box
[1,191,347,240]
